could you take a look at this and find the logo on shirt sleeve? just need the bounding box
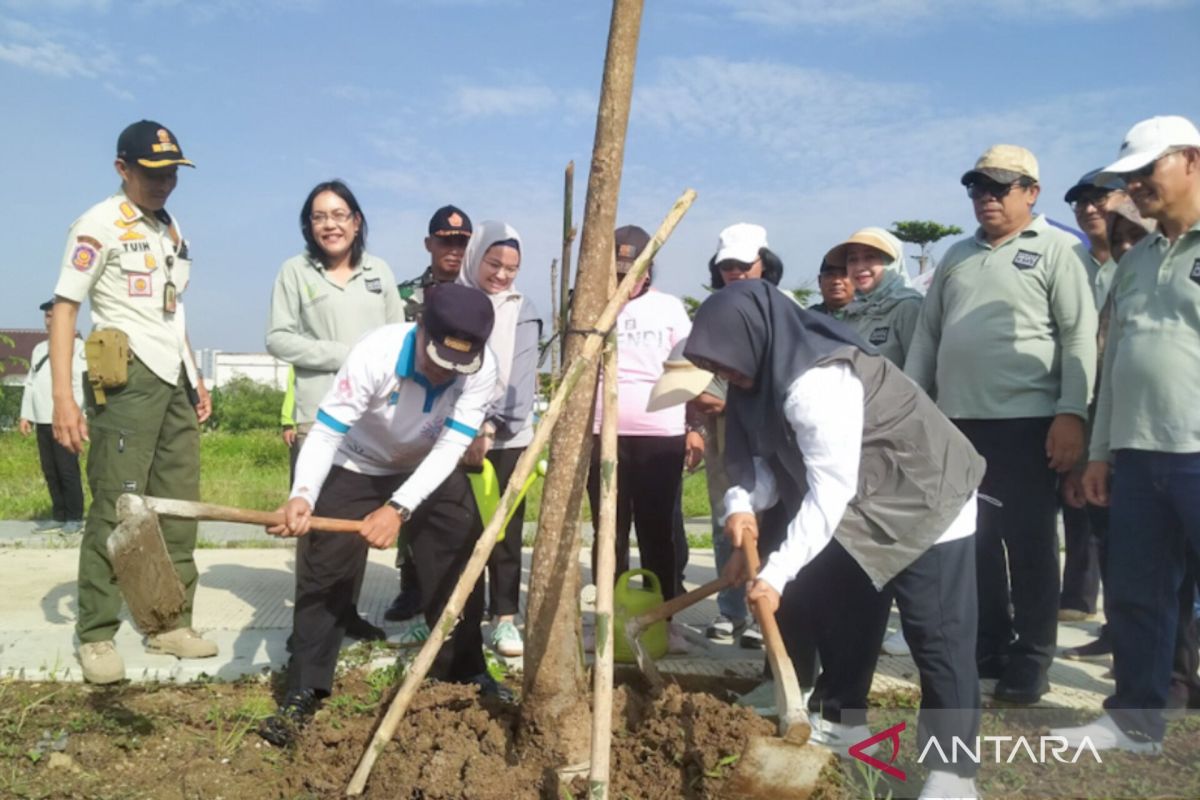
[1012,250,1042,270]
[71,239,100,271]
[868,326,890,345]
[1190,258,1200,286]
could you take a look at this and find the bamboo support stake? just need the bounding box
[549,257,560,380]
[587,320,619,799]
[345,187,696,797]
[558,161,576,376]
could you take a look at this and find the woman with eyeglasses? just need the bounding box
[823,228,923,370]
[266,179,404,642]
[455,221,541,658]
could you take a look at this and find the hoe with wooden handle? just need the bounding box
[107,494,362,635]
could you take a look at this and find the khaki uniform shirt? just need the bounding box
[1090,222,1200,460]
[53,191,197,386]
[904,215,1097,420]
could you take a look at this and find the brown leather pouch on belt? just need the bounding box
[84,329,131,406]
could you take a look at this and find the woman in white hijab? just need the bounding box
[457,220,542,658]
[824,227,923,368]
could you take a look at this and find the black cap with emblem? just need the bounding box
[428,205,472,237]
[420,283,494,374]
[117,120,195,169]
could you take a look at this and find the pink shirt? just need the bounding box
[594,289,692,437]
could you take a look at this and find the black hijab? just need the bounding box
[683,280,873,498]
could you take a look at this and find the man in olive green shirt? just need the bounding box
[905,144,1097,705]
[1054,115,1200,753]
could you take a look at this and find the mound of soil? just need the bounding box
[0,672,785,800]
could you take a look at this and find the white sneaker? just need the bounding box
[78,641,124,684]
[807,711,873,757]
[919,769,979,799]
[1048,713,1163,755]
[881,627,911,656]
[668,623,691,654]
[490,620,524,657]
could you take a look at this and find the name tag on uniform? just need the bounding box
[365,277,382,293]
[1012,250,1041,270]
[1190,258,1200,285]
[868,326,890,345]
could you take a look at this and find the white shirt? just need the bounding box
[53,191,198,386]
[20,337,85,423]
[723,362,976,594]
[290,323,497,512]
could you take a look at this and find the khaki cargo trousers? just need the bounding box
[77,357,200,643]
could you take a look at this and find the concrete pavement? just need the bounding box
[0,526,1113,711]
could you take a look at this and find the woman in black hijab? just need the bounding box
[685,281,985,800]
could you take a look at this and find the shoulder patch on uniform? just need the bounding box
[399,284,414,299]
[119,202,138,221]
[868,326,890,345]
[1190,258,1200,285]
[77,235,102,249]
[71,242,99,271]
[1012,249,1042,270]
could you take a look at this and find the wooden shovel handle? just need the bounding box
[141,496,363,534]
[630,574,735,630]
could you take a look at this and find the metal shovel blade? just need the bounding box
[106,494,187,635]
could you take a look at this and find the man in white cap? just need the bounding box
[1053,115,1200,753]
[905,144,1097,705]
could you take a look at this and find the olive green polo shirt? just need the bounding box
[905,214,1098,420]
[53,191,198,386]
[265,252,404,425]
[1089,221,1200,460]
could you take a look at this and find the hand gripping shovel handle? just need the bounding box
[140,495,363,534]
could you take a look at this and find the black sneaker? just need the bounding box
[1062,636,1112,661]
[977,655,1010,681]
[467,673,514,703]
[384,587,422,623]
[994,661,1049,706]
[739,623,763,650]
[259,689,321,747]
[344,613,386,642]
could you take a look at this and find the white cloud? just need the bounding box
[702,0,1189,27]
[0,17,117,78]
[452,84,558,117]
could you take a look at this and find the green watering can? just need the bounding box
[467,458,548,541]
[613,568,668,664]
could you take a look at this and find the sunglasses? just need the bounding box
[966,180,1029,201]
[717,259,757,273]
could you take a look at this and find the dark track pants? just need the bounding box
[36,423,83,521]
[485,447,526,618]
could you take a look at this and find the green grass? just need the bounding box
[0,430,715,521]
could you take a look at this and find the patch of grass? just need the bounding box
[204,695,273,759]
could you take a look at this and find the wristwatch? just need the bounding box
[386,500,412,522]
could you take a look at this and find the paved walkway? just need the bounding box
[0,523,1113,711]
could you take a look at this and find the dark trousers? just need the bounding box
[1104,449,1200,741]
[485,447,526,618]
[287,466,487,695]
[954,418,1059,680]
[36,423,83,521]
[760,502,821,689]
[1060,501,1103,614]
[587,434,686,602]
[791,537,981,778]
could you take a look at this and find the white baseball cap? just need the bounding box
[1101,115,1200,176]
[713,223,769,265]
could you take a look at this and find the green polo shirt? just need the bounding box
[1089,222,1200,460]
[266,252,404,425]
[905,214,1097,420]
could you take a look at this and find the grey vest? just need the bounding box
[768,347,986,589]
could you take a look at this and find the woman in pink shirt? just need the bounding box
[586,225,691,652]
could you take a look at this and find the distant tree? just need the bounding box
[682,295,702,320]
[890,220,963,273]
[790,286,815,307]
[207,376,284,433]
[0,334,29,430]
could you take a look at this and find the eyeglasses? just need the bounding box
[310,209,355,225]
[717,259,758,273]
[1070,192,1111,211]
[966,180,1029,201]
[1122,149,1181,182]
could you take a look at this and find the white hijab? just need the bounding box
[457,220,524,392]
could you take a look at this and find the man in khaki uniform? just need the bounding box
[50,120,216,684]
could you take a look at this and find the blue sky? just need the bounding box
[3,0,1198,352]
